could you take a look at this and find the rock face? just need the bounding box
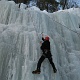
[0,1,80,80]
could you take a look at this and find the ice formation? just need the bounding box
[0,1,80,80]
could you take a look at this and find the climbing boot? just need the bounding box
[53,69,57,73]
[32,69,41,74]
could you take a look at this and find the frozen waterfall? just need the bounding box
[0,1,80,80]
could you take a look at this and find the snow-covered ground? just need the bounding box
[0,1,80,80]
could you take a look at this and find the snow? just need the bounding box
[28,6,40,11]
[0,1,80,80]
[20,3,27,9]
[42,10,48,14]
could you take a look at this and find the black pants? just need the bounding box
[37,55,56,71]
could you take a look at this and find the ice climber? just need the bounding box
[32,35,57,74]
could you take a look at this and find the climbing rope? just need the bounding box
[67,11,80,39]
[45,12,80,38]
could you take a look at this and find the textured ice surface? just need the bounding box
[0,1,80,80]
